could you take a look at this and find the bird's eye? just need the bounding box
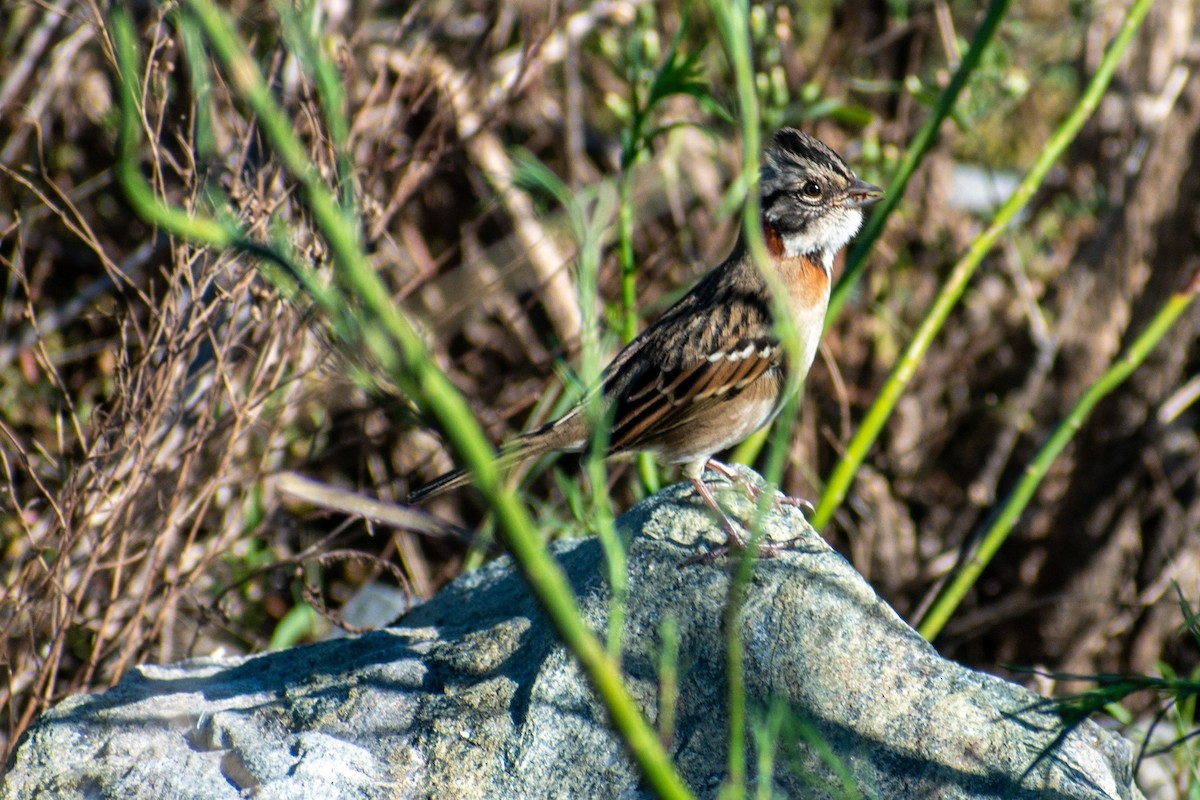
[800,180,822,199]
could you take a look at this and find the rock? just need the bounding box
[2,471,1143,799]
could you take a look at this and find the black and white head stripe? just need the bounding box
[760,129,853,206]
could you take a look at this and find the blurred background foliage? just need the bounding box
[1,0,1198,791]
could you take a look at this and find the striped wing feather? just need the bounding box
[608,337,779,452]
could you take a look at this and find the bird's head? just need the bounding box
[759,129,883,270]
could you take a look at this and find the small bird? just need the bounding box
[410,129,882,558]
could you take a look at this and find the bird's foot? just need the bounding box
[680,473,799,567]
[702,459,814,514]
[680,535,794,566]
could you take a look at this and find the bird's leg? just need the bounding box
[687,476,745,561]
[681,466,797,566]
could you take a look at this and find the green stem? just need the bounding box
[618,168,639,343]
[827,0,1011,326]
[619,113,662,497]
[617,48,646,347]
[812,0,1156,530]
[575,184,628,660]
[275,2,357,215]
[917,280,1198,640]
[706,2,778,796]
[115,7,692,797]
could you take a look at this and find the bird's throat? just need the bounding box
[759,222,833,306]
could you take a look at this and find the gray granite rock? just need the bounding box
[2,471,1144,799]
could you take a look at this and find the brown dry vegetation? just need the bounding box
[1,0,1198,783]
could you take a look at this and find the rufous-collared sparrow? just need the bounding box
[410,129,882,558]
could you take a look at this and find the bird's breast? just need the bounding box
[760,224,833,378]
[762,224,833,310]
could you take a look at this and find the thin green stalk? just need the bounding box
[513,152,627,657]
[812,0,1156,530]
[618,166,640,343]
[710,11,801,492]
[658,616,681,745]
[786,714,864,800]
[117,10,346,325]
[586,448,626,658]
[731,0,1009,472]
[115,61,234,250]
[574,182,627,659]
[276,2,357,215]
[115,7,692,797]
[620,95,661,496]
[720,569,749,800]
[624,150,661,492]
[616,35,647,492]
[706,2,795,796]
[177,11,216,162]
[827,0,1010,326]
[917,276,1199,640]
[752,702,785,800]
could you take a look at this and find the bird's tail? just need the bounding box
[407,423,577,504]
[406,464,476,504]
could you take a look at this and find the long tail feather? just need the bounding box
[406,465,474,504]
[407,420,582,504]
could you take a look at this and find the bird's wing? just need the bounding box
[606,334,781,452]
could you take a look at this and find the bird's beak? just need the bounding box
[846,178,884,208]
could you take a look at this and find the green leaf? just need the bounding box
[270,603,320,650]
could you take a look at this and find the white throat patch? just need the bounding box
[780,207,864,267]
